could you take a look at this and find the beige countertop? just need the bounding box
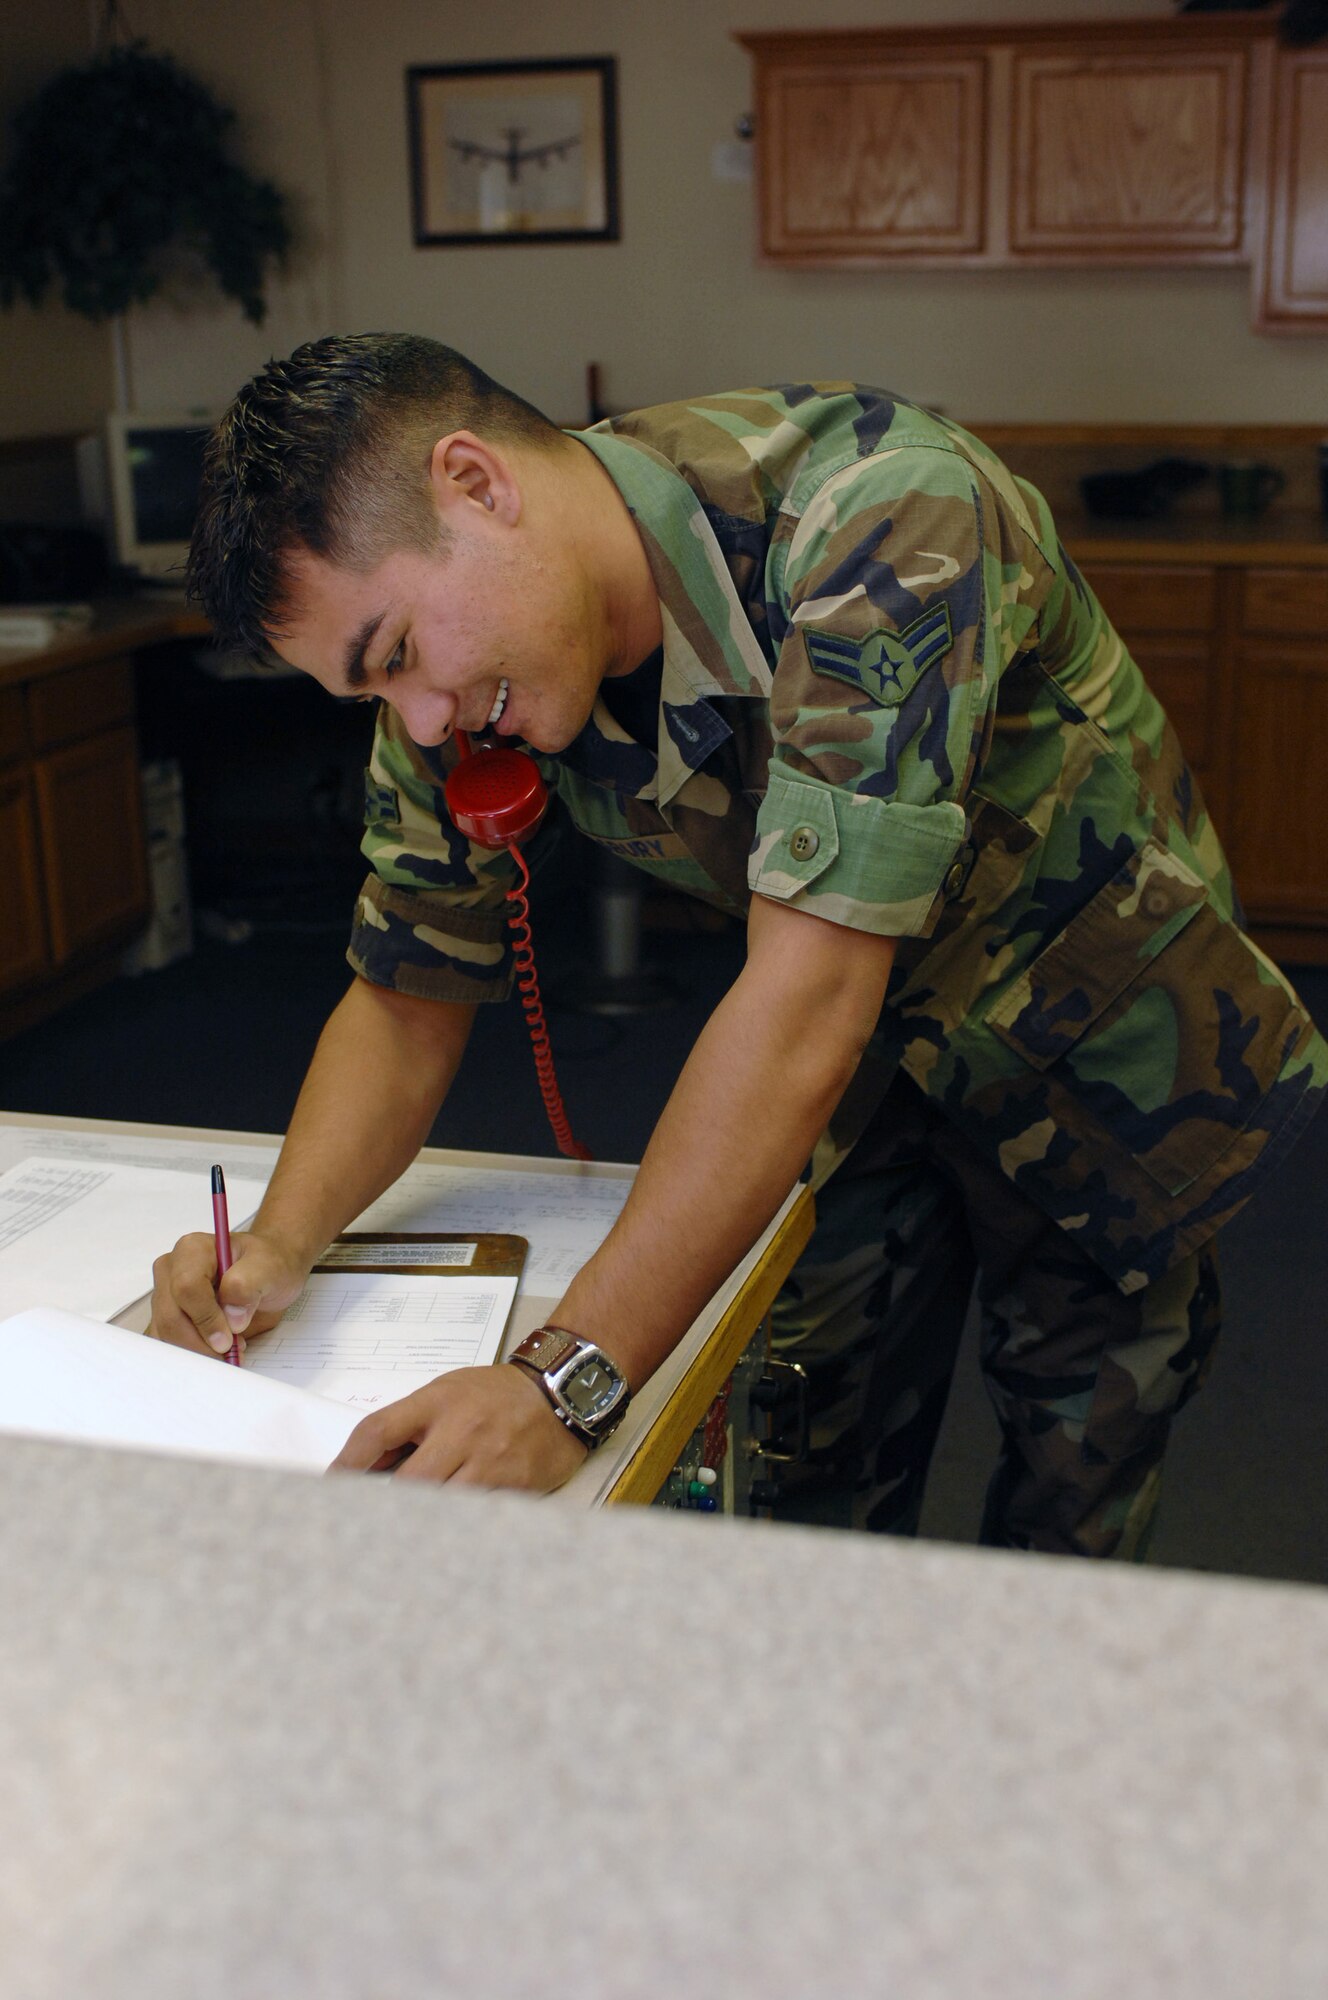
[5,1433,1328,1998]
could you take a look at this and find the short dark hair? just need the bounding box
[188,332,563,657]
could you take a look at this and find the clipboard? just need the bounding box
[313,1232,528,1286]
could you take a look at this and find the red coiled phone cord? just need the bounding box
[505,843,592,1162]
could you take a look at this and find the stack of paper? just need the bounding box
[0,1154,527,1471]
[1,1308,358,1471]
[0,603,94,649]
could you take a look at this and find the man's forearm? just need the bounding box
[253,977,476,1266]
[553,898,897,1391]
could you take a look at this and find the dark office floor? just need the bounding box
[4,882,1326,1587]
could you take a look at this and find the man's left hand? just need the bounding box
[329,1363,588,1489]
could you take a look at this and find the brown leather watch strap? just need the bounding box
[510,1325,581,1375]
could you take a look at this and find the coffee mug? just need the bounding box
[1219,460,1286,518]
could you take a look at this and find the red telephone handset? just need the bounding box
[444,736,549,849]
[445,736,590,1162]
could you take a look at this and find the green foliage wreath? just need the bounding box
[0,42,290,324]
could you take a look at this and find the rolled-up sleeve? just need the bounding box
[347,708,519,1002]
[750,767,967,937]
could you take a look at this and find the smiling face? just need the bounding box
[274,536,610,754]
[266,429,658,755]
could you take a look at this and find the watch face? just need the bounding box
[562,1358,622,1422]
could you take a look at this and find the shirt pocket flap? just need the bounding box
[986,840,1209,1071]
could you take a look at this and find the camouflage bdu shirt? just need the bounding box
[350,385,1327,1295]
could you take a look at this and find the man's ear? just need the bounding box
[428,431,521,526]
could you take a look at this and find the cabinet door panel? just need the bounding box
[32,725,148,963]
[1243,566,1328,638]
[0,767,51,994]
[1229,644,1328,920]
[1011,50,1246,258]
[1255,51,1328,330]
[764,58,986,257]
[27,655,135,752]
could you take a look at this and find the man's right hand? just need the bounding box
[144,978,475,1361]
[148,1229,310,1359]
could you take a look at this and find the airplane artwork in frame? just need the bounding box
[408,57,620,245]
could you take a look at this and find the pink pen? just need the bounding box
[210,1164,242,1366]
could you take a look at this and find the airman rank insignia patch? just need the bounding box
[803,602,953,706]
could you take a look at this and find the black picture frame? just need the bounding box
[407,57,620,247]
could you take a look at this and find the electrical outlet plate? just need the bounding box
[710,140,752,184]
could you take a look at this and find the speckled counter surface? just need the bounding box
[4,1436,1327,1999]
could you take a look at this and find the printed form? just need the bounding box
[246,1266,519,1408]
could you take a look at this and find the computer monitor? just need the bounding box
[92,411,217,583]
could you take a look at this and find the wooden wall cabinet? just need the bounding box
[738,16,1324,329]
[1253,46,1328,331]
[0,653,148,1034]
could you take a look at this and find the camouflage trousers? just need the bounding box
[769,1074,1221,1559]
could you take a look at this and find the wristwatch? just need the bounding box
[507,1326,631,1449]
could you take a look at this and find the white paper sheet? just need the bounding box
[0,1307,358,1472]
[244,1270,519,1408]
[0,1156,269,1322]
[0,1125,279,1185]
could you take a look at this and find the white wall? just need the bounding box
[8,0,1328,438]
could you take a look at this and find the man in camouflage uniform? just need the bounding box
[151,334,1326,1557]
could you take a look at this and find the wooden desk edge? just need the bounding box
[600,1187,815,1507]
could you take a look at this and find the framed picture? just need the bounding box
[407,57,620,246]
